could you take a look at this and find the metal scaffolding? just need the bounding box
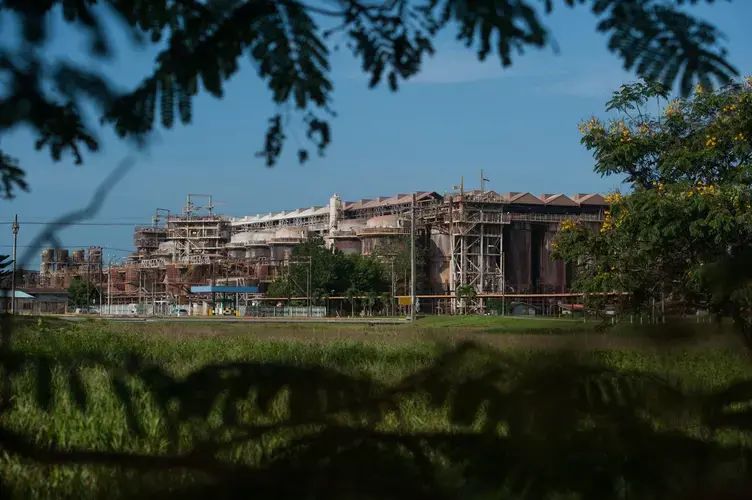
[448,197,509,313]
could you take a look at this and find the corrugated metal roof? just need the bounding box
[230,189,607,226]
[20,288,69,295]
[508,192,545,205]
[541,193,578,206]
[575,193,607,205]
[0,290,35,299]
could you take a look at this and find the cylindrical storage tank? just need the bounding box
[57,249,69,269]
[329,193,342,229]
[271,246,295,262]
[339,220,365,232]
[227,248,244,259]
[88,247,102,266]
[231,231,273,251]
[247,246,271,259]
[334,239,362,255]
[366,215,399,228]
[274,227,306,240]
[41,248,55,273]
[256,263,269,280]
[72,248,86,264]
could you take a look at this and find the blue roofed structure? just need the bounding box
[189,285,260,316]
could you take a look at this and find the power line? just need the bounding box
[0,215,146,220]
[0,245,133,253]
[0,221,147,226]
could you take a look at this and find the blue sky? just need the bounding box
[2,1,752,267]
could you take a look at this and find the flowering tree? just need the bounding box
[553,78,752,330]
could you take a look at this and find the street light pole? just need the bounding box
[99,256,103,316]
[107,262,111,315]
[307,255,312,318]
[10,214,19,314]
[410,193,416,322]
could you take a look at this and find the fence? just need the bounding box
[97,303,173,316]
[242,305,327,318]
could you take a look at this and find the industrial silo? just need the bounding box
[40,248,55,274]
[72,248,86,265]
[87,247,103,266]
[57,248,69,269]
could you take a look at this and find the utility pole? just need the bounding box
[98,252,103,316]
[138,268,142,315]
[480,169,485,194]
[410,193,416,322]
[307,255,312,318]
[107,260,111,316]
[390,257,395,317]
[86,258,90,313]
[99,274,102,315]
[10,214,19,314]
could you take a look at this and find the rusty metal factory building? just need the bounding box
[36,187,607,312]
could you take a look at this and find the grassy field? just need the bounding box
[0,316,750,498]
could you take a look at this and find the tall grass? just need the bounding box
[1,321,750,498]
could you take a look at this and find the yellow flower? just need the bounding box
[664,99,681,117]
[604,192,622,205]
[559,219,578,232]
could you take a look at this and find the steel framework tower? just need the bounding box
[448,195,509,312]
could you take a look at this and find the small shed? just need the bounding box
[0,290,35,313]
[0,288,69,315]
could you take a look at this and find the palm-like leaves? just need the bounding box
[1,340,750,498]
[0,0,739,175]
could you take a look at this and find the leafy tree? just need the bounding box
[554,77,752,337]
[266,238,388,302]
[370,236,428,294]
[266,237,338,300]
[67,278,99,309]
[348,253,389,296]
[0,0,741,199]
[456,284,478,314]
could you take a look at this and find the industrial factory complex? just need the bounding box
[27,184,607,314]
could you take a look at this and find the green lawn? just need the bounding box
[0,318,749,498]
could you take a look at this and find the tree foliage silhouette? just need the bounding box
[0,337,751,498]
[0,255,12,287]
[0,0,741,199]
[67,278,100,309]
